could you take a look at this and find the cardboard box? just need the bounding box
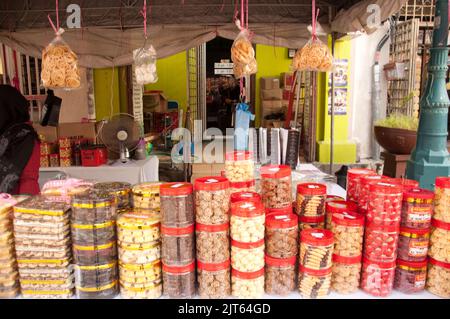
[58,122,97,141]
[281,72,295,88]
[262,120,284,128]
[143,91,168,113]
[260,77,280,90]
[34,124,58,143]
[261,89,283,100]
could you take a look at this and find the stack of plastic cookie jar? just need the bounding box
[357,175,388,215]
[346,168,377,203]
[161,182,196,298]
[296,183,327,233]
[13,197,73,299]
[361,181,403,297]
[117,211,162,299]
[325,200,358,230]
[132,182,162,219]
[394,188,434,294]
[0,195,19,298]
[93,182,132,213]
[298,229,334,298]
[260,165,292,209]
[71,192,119,299]
[427,177,450,298]
[224,151,255,185]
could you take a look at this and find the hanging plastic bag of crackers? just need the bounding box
[231,20,257,79]
[41,28,81,90]
[134,42,158,85]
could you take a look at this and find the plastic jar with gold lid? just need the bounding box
[117,211,160,244]
[93,182,132,212]
[132,182,162,213]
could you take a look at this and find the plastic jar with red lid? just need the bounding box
[330,212,364,257]
[266,205,293,217]
[161,224,195,266]
[326,195,344,202]
[400,188,434,229]
[229,180,256,194]
[331,254,362,294]
[299,229,334,270]
[389,178,420,191]
[361,257,396,297]
[434,177,450,223]
[162,262,196,298]
[265,255,296,296]
[397,227,430,262]
[296,183,327,218]
[325,200,358,229]
[225,151,254,183]
[160,182,194,227]
[230,191,261,204]
[428,218,450,264]
[231,239,265,273]
[196,223,229,264]
[194,176,230,225]
[364,224,400,262]
[393,259,427,294]
[197,260,230,299]
[298,266,332,299]
[299,215,325,233]
[260,165,292,209]
[426,257,450,298]
[231,267,264,298]
[346,168,377,203]
[367,182,403,227]
[230,201,265,243]
[265,213,298,258]
[358,175,388,212]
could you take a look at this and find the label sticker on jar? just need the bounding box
[269,168,280,172]
[407,207,432,223]
[414,273,426,288]
[311,232,324,239]
[308,185,319,189]
[274,215,289,220]
[408,241,428,257]
[171,183,184,188]
[206,179,219,183]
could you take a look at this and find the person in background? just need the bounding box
[0,85,40,195]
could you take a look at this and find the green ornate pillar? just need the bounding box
[406,0,450,190]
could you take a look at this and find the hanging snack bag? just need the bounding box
[292,37,333,72]
[134,43,158,85]
[41,29,81,89]
[231,20,257,79]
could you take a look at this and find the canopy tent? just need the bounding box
[0,0,406,68]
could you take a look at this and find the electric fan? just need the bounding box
[99,114,141,163]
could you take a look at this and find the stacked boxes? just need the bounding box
[260,77,284,128]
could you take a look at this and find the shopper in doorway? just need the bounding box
[0,85,40,195]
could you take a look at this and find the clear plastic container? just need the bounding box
[260,165,292,209]
[196,223,229,264]
[326,195,344,202]
[93,182,132,211]
[434,177,450,223]
[120,279,162,299]
[330,212,364,257]
[364,224,399,262]
[367,182,403,227]
[162,262,196,298]
[197,260,231,299]
[194,176,230,225]
[117,211,160,244]
[119,260,162,284]
[393,259,427,294]
[132,182,162,212]
[265,213,298,258]
[299,215,325,234]
[161,224,195,266]
[13,196,71,223]
[296,183,327,218]
[231,239,264,273]
[325,200,358,229]
[361,258,396,297]
[230,180,256,194]
[299,229,334,270]
[118,241,160,264]
[71,220,116,246]
[74,262,119,299]
[428,218,450,264]
[346,168,377,203]
[71,192,116,223]
[160,182,194,227]
[73,242,117,265]
[331,254,361,294]
[21,288,73,299]
[357,175,388,212]
[265,255,296,296]
[400,188,434,229]
[298,266,332,299]
[230,191,261,204]
[225,151,255,182]
[231,268,264,299]
[426,257,450,298]
[230,200,265,243]
[388,178,420,191]
[397,227,430,262]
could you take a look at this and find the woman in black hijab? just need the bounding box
[0,85,40,195]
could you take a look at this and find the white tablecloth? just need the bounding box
[39,156,159,186]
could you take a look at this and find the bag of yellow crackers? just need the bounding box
[41,29,81,90]
[231,20,257,79]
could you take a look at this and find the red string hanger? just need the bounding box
[140,0,150,39]
[311,0,320,41]
[47,0,61,34]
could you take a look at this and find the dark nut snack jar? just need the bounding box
[161,224,195,266]
[71,192,117,224]
[400,188,434,229]
[197,260,231,299]
[71,220,116,246]
[265,255,296,296]
[93,182,132,212]
[296,183,327,218]
[397,227,430,262]
[160,182,194,227]
[260,165,292,209]
[265,212,298,259]
[74,262,119,299]
[72,241,117,265]
[196,223,230,264]
[393,259,427,294]
[162,262,196,298]
[194,177,230,225]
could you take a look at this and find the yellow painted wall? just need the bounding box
[94,68,121,121]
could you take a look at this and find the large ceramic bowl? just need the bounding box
[374,126,417,155]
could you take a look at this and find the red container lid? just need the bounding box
[162,261,195,274]
[231,267,264,279]
[230,191,261,204]
[194,176,229,191]
[297,183,327,195]
[332,254,362,265]
[399,226,430,236]
[197,259,230,272]
[360,174,387,186]
[396,259,427,269]
[231,201,264,217]
[260,165,291,178]
[231,238,264,249]
[49,154,59,158]
[429,257,450,269]
[229,179,256,189]
[431,218,450,231]
[365,222,399,233]
[347,168,376,178]
[299,215,325,224]
[331,212,364,227]
[389,178,420,189]
[196,222,229,232]
[161,224,194,235]
[225,151,253,161]
[300,229,334,246]
[265,255,296,267]
[436,177,450,189]
[362,257,396,269]
[299,265,332,276]
[266,205,293,217]
[326,201,358,214]
[266,213,298,229]
[368,181,403,194]
[326,195,344,202]
[403,188,435,201]
[160,182,193,196]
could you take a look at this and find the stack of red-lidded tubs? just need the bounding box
[357,175,389,215]
[325,200,358,230]
[346,168,377,204]
[361,181,403,297]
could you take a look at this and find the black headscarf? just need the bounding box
[0,85,38,193]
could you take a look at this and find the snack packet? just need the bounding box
[292,37,333,72]
[231,20,257,79]
[134,42,158,85]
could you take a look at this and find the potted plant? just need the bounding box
[374,114,419,154]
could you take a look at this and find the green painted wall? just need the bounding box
[94,68,121,121]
